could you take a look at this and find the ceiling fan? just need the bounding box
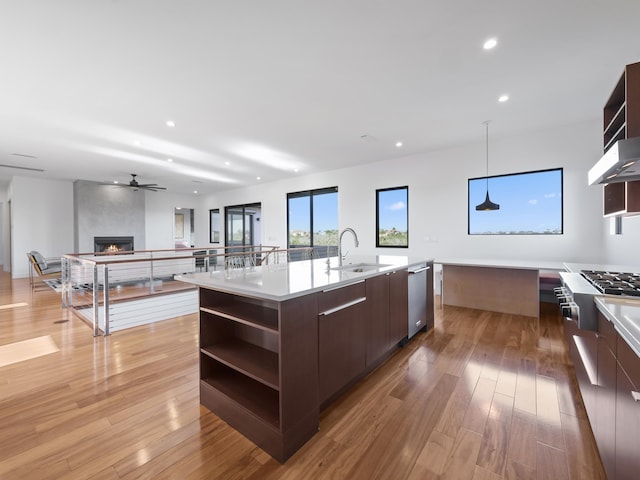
[118,174,167,192]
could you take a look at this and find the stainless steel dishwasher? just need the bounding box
[407,263,430,339]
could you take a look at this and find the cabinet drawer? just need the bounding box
[598,313,617,355]
[618,334,640,390]
[318,281,366,313]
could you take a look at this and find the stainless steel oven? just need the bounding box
[556,269,640,331]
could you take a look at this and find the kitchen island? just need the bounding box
[175,255,433,462]
[437,258,564,317]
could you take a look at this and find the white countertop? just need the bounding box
[595,296,640,358]
[175,255,430,301]
[564,262,640,274]
[435,258,564,271]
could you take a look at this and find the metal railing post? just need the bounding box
[92,264,99,337]
[103,265,110,336]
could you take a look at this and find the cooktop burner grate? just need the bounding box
[581,270,640,297]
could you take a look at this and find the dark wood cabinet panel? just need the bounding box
[615,362,640,480]
[602,61,640,217]
[318,299,366,405]
[198,287,319,463]
[366,274,390,367]
[596,315,617,479]
[389,269,409,346]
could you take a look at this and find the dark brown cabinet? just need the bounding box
[602,61,640,217]
[596,314,617,478]
[569,311,640,479]
[318,281,367,405]
[389,269,409,346]
[366,274,391,367]
[603,61,640,152]
[194,262,432,461]
[198,288,318,463]
[615,331,640,480]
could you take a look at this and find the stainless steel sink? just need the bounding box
[331,262,392,273]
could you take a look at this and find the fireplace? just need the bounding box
[94,236,134,254]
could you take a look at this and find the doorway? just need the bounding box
[174,207,195,248]
[225,203,261,249]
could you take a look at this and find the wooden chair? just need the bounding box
[27,251,62,292]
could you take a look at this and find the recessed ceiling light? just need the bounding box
[134,140,141,146]
[167,158,173,162]
[113,181,119,184]
[294,168,299,173]
[193,190,198,194]
[483,38,497,50]
[396,141,403,148]
[166,120,175,127]
[225,161,230,166]
[256,176,261,180]
[498,94,509,102]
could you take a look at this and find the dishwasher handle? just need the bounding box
[409,266,430,274]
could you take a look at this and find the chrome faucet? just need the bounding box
[338,228,359,266]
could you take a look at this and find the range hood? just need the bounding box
[588,137,640,185]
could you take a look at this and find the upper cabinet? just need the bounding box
[601,61,640,217]
[604,62,640,152]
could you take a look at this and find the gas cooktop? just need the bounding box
[581,270,640,297]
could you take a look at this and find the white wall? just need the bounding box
[603,214,640,265]
[9,176,74,278]
[197,120,609,265]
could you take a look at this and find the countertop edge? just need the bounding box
[176,256,432,302]
[595,296,640,358]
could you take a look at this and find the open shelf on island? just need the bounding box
[201,369,280,429]
[200,304,278,332]
[202,340,279,390]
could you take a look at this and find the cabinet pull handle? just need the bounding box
[409,267,429,274]
[319,297,366,316]
[322,280,365,293]
[632,391,640,402]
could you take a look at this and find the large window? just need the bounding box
[225,203,261,247]
[376,186,409,247]
[468,168,563,235]
[287,187,338,258]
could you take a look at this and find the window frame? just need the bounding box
[209,208,220,244]
[286,186,338,254]
[376,185,409,248]
[467,167,564,235]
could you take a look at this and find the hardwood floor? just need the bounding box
[0,270,605,479]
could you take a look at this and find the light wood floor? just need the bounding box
[0,270,605,479]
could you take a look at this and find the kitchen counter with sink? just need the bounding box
[176,254,433,462]
[176,254,427,301]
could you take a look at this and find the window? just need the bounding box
[225,203,261,247]
[468,168,563,235]
[209,209,220,243]
[376,186,408,248]
[287,187,338,258]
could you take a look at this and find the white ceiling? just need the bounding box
[1,1,640,194]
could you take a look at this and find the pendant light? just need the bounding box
[475,120,500,211]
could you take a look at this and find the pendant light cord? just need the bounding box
[484,120,490,191]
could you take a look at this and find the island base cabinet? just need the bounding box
[198,288,319,463]
[318,297,366,406]
[615,334,640,480]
